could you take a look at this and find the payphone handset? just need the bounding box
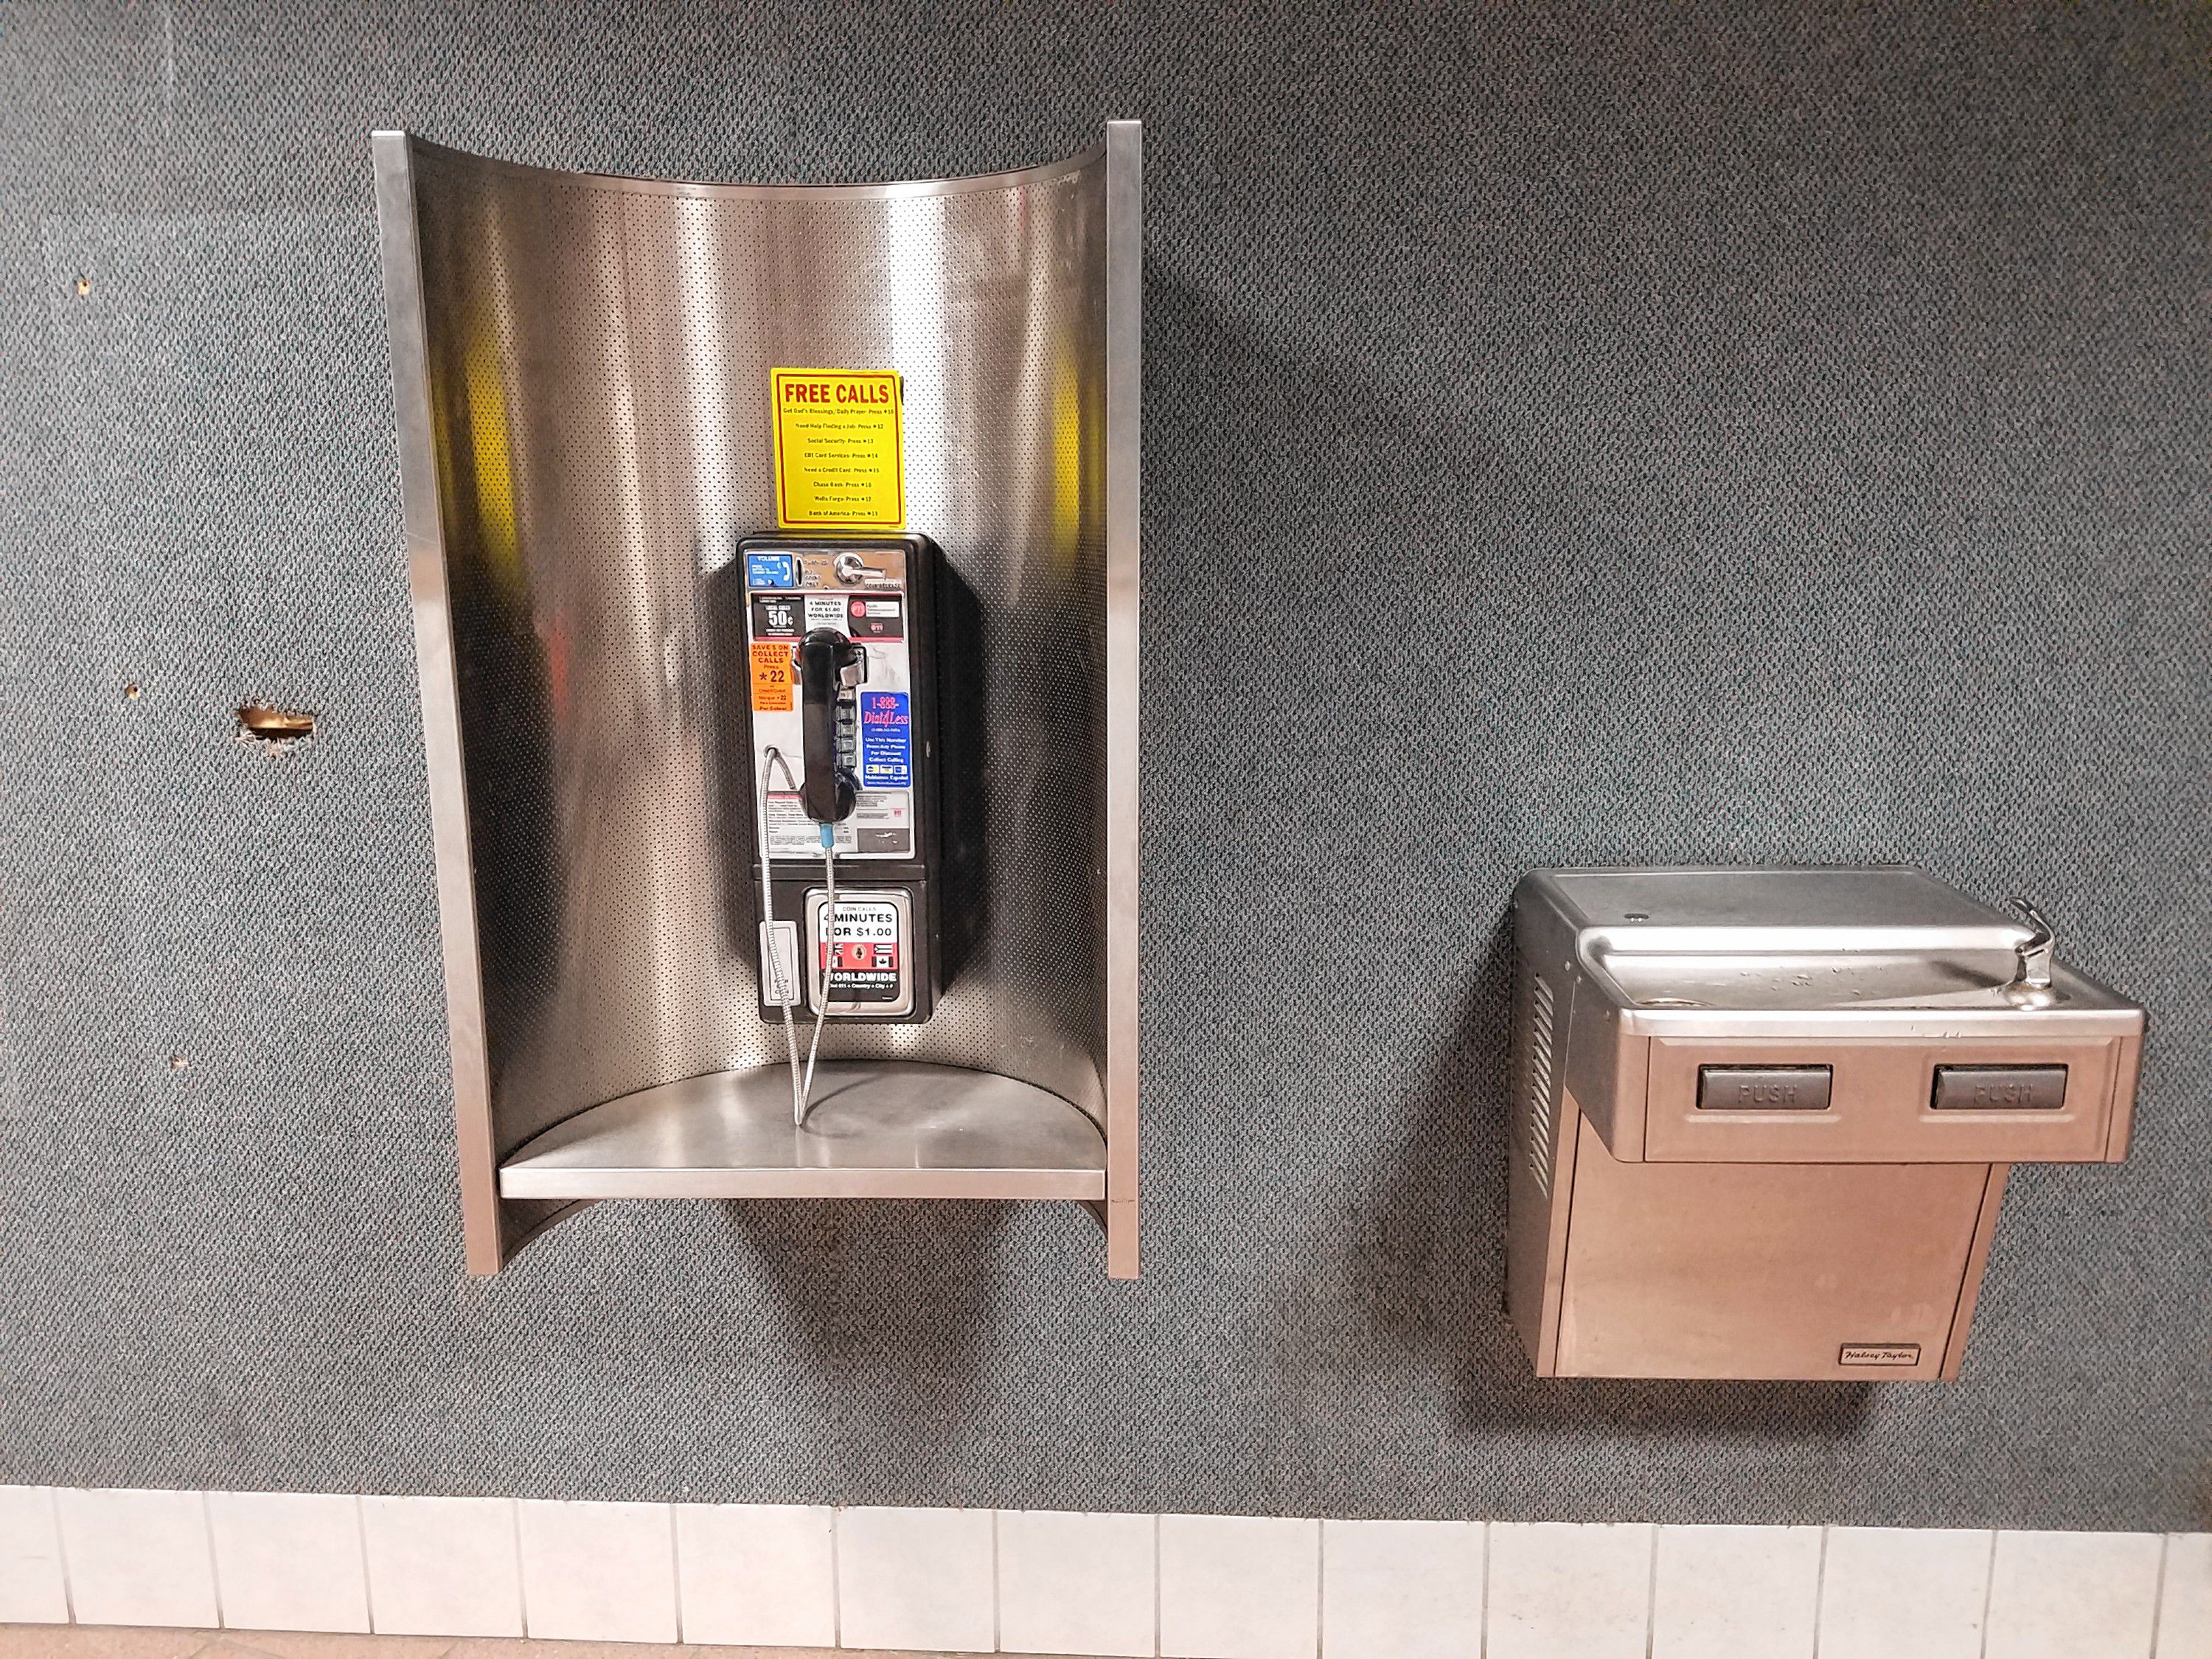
[796,627,865,822]
[738,535,939,1121]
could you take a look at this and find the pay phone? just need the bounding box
[737,535,941,1117]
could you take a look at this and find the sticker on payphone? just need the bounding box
[750,593,802,637]
[860,691,910,787]
[845,594,904,639]
[763,789,912,859]
[749,641,793,712]
[815,895,903,1008]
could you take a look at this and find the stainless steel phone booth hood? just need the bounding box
[1507,867,2146,1380]
[372,128,1142,1276]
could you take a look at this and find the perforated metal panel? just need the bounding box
[386,138,1123,1245]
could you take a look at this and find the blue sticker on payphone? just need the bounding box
[859,691,911,787]
[745,552,795,588]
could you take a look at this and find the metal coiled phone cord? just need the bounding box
[759,749,840,1126]
[798,830,840,1120]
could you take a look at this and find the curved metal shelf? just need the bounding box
[499,1061,1105,1202]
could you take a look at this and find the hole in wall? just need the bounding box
[73,275,91,298]
[237,703,316,750]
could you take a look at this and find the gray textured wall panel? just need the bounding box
[0,1,2205,1527]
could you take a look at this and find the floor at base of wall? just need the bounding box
[0,1632,953,1659]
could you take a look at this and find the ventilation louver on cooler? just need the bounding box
[1522,971,1558,1195]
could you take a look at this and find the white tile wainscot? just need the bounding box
[206,1490,370,1634]
[835,1503,996,1654]
[1485,1521,1652,1659]
[1984,1528,2163,1659]
[672,1501,837,1647]
[514,1498,678,1643]
[1158,1513,1319,1659]
[52,1488,219,1629]
[1650,1523,1822,1659]
[1319,1517,1485,1659]
[2163,1532,2212,1659]
[1817,1526,1994,1659]
[357,1494,524,1638]
[0,1485,69,1624]
[998,1509,1157,1658]
[4,1486,2209,1658]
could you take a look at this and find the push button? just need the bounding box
[1697,1065,1832,1111]
[1931,1065,2067,1111]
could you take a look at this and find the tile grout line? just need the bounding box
[1152,1512,1161,1659]
[1479,1520,1492,1659]
[668,1501,685,1644]
[201,1489,227,1629]
[49,1486,77,1624]
[510,1498,529,1638]
[1978,1529,1999,1659]
[1809,1526,1829,1659]
[2146,1533,2169,1659]
[1312,1517,1324,1659]
[355,1493,378,1633]
[1644,1523,1659,1659]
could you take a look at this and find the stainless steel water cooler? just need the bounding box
[1506,868,2146,1381]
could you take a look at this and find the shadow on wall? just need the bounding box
[1127,265,1885,1479]
[933,560,992,992]
[1379,911,1875,1441]
[714,1200,1012,1502]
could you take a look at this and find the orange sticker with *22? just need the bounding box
[749,641,793,712]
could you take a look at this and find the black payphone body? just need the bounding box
[736,534,940,1026]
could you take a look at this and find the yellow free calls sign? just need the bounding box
[771,368,905,529]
